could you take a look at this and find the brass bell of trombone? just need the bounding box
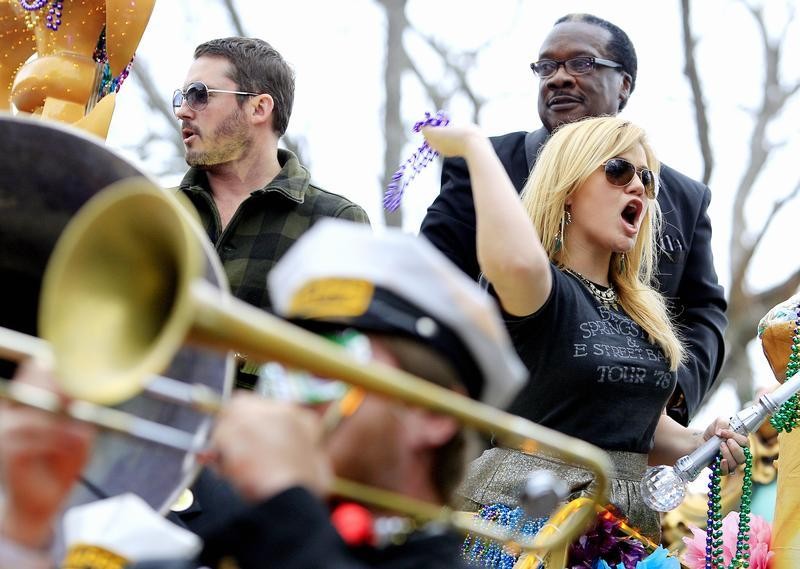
[37,177,613,556]
[0,114,234,514]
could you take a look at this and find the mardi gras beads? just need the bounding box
[383,110,450,212]
[19,0,63,31]
[704,448,753,569]
[462,504,546,568]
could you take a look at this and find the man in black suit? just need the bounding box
[420,13,727,424]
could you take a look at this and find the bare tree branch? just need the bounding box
[219,0,246,36]
[405,0,521,122]
[401,49,447,111]
[214,0,312,169]
[748,179,800,251]
[412,33,486,123]
[730,1,785,286]
[130,60,184,156]
[755,267,800,314]
[687,0,800,405]
[376,0,409,227]
[373,1,517,224]
[680,0,714,184]
[789,78,800,98]
[730,179,800,289]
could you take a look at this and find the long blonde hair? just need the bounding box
[521,116,684,370]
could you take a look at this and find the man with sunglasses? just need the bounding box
[173,37,369,317]
[421,13,727,427]
[170,35,369,538]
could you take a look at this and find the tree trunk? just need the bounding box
[377,0,407,227]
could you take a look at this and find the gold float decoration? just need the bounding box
[759,294,800,569]
[0,0,156,138]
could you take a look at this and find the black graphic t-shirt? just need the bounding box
[505,265,676,453]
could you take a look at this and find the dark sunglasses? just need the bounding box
[602,158,657,199]
[172,81,260,114]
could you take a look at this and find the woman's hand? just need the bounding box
[650,413,748,472]
[420,123,489,159]
[701,417,749,475]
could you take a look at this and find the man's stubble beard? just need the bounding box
[185,108,250,168]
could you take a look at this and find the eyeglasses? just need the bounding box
[172,81,261,114]
[530,56,623,78]
[602,158,657,199]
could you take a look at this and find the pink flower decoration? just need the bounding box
[681,525,709,569]
[681,511,774,569]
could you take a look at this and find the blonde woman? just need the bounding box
[422,116,746,539]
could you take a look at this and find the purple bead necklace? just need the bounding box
[19,0,64,31]
[383,110,450,212]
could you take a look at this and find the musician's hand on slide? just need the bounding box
[0,359,95,548]
[206,393,332,502]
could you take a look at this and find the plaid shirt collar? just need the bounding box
[179,148,309,204]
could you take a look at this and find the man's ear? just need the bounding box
[251,93,275,125]
[618,72,632,110]
[409,411,460,450]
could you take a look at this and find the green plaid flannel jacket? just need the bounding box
[178,148,370,313]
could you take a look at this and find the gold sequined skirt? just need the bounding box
[457,446,661,542]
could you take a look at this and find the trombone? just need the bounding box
[25,177,613,557]
[0,326,221,451]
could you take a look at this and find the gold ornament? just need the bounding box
[0,0,156,138]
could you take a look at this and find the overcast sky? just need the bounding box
[106,0,800,416]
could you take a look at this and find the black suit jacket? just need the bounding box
[420,128,727,422]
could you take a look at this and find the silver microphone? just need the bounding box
[641,371,800,512]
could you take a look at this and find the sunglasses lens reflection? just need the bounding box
[605,158,635,186]
[604,159,656,198]
[186,83,209,110]
[640,170,655,195]
[173,83,210,113]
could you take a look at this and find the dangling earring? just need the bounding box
[554,209,571,252]
[618,252,627,274]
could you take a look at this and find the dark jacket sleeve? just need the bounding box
[419,155,482,281]
[197,487,368,569]
[420,131,530,282]
[667,184,727,422]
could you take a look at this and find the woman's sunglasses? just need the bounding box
[602,158,657,199]
[172,81,260,114]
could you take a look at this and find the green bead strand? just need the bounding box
[704,448,753,569]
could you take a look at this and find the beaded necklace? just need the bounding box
[563,267,619,311]
[19,0,64,31]
[769,303,800,432]
[92,28,135,97]
[462,504,546,568]
[383,111,450,212]
[704,449,753,569]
